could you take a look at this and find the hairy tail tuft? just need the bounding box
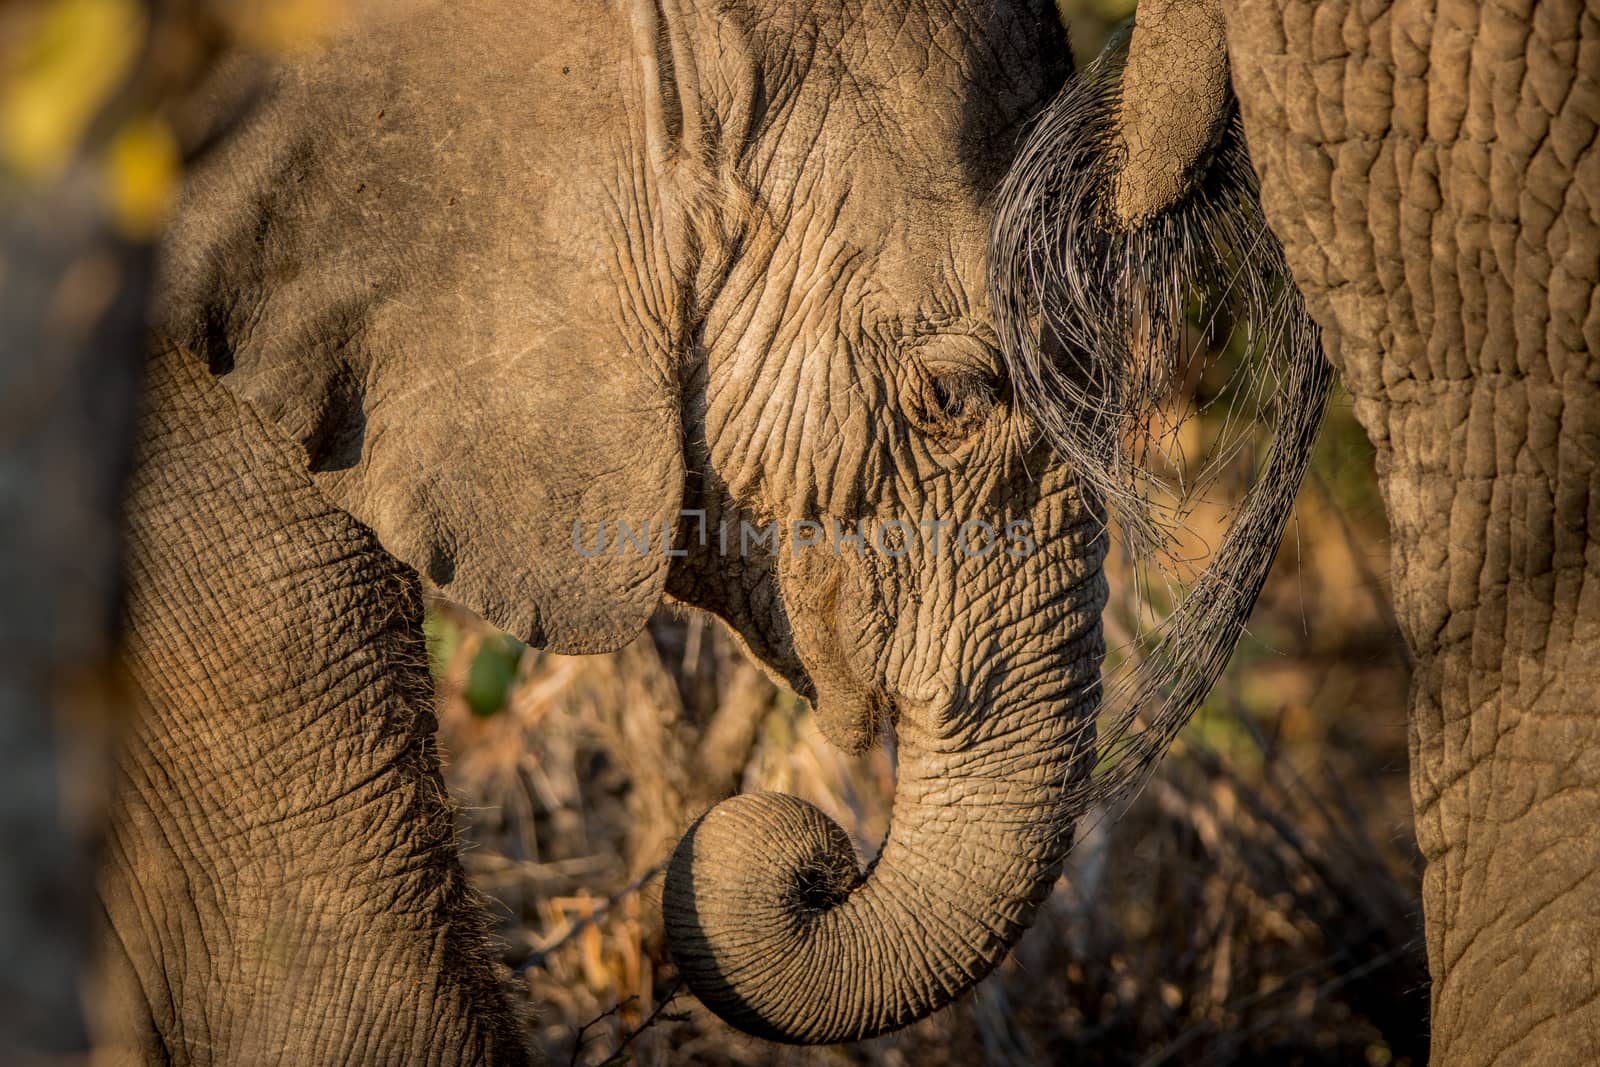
[988,36,1334,818]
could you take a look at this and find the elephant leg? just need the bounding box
[1229,0,1600,1061]
[1397,410,1600,1067]
[97,342,525,1064]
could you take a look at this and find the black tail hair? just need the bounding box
[988,36,1334,818]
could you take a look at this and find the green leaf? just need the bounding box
[464,633,525,717]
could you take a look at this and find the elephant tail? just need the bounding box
[987,27,1334,819]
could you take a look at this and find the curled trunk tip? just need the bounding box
[661,707,1085,1043]
[663,792,863,1043]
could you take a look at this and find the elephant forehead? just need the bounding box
[780,0,1071,168]
[740,2,1070,274]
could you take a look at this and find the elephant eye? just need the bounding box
[908,367,998,442]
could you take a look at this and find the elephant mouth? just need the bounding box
[778,552,893,754]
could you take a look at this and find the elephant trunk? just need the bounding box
[661,648,1100,1043]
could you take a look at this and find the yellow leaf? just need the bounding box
[103,113,177,239]
[0,0,145,180]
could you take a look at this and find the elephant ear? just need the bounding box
[156,3,730,652]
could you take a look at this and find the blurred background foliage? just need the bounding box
[0,0,333,236]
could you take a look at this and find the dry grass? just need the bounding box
[430,394,1425,1065]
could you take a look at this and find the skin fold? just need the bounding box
[994,0,1600,1062]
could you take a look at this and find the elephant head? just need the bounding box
[154,0,1324,1045]
[684,0,1333,1038]
[646,4,1111,1041]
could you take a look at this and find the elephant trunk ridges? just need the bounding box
[103,344,525,1064]
[663,634,1101,1043]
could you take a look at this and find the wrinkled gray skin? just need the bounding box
[109,0,1115,1058]
[105,342,522,1062]
[1232,3,1600,1060]
[996,0,1600,1062]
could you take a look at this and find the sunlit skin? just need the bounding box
[46,0,1596,1060]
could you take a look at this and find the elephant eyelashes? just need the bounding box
[908,369,997,442]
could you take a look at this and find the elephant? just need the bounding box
[103,0,1574,1055]
[104,0,1181,1058]
[990,0,1600,1062]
